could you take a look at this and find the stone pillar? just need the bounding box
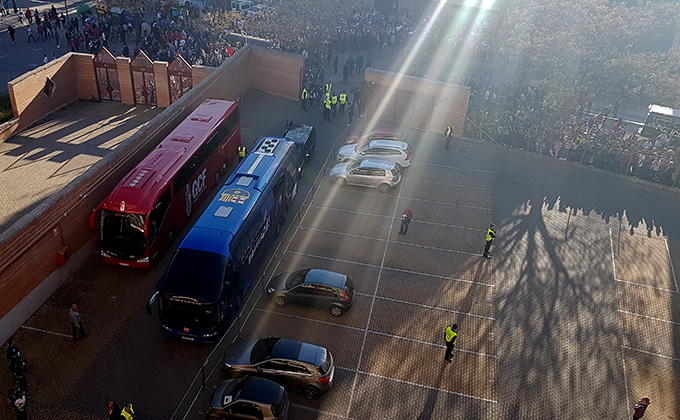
[116,57,134,105]
[153,61,171,108]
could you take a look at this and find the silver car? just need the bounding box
[336,139,413,167]
[329,159,401,193]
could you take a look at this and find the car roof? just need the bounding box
[238,377,283,405]
[368,139,408,149]
[358,159,396,170]
[304,269,347,287]
[271,339,303,361]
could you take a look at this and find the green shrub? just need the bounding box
[0,94,13,124]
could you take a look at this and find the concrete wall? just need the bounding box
[363,68,470,135]
[0,45,305,345]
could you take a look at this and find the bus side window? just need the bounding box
[148,187,172,247]
[272,176,285,209]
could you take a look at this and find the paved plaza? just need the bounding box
[1,95,680,420]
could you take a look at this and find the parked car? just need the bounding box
[329,159,401,193]
[345,128,402,145]
[283,123,316,177]
[336,139,412,167]
[266,268,355,316]
[208,376,290,420]
[223,337,335,399]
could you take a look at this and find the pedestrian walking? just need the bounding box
[10,359,28,391]
[55,28,60,48]
[347,102,354,127]
[26,27,37,43]
[6,339,20,363]
[121,402,135,420]
[300,87,308,111]
[483,224,496,259]
[69,304,87,342]
[108,401,122,420]
[444,323,458,362]
[14,389,26,420]
[8,25,16,43]
[399,207,413,235]
[238,145,247,162]
[633,398,650,419]
[445,124,454,150]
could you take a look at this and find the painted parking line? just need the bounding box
[356,293,496,321]
[614,278,679,294]
[316,185,493,211]
[291,404,359,420]
[665,238,679,292]
[618,309,680,327]
[621,345,680,363]
[306,204,487,231]
[336,366,498,404]
[285,250,495,287]
[21,325,71,338]
[410,162,494,174]
[402,177,494,191]
[621,346,632,419]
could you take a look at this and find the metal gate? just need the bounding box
[130,51,157,106]
[168,54,192,104]
[94,48,121,102]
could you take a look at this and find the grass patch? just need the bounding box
[0,94,14,124]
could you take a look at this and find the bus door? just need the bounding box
[148,186,173,250]
[272,175,287,228]
[222,261,242,324]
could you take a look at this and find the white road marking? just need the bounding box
[618,309,680,326]
[21,325,71,338]
[621,345,680,363]
[285,250,495,287]
[355,292,496,321]
[665,238,679,292]
[254,308,496,358]
[298,226,387,242]
[621,346,631,419]
[291,404,358,419]
[306,204,486,231]
[403,177,493,191]
[609,228,617,280]
[614,278,679,294]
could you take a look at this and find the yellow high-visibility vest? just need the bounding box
[238,146,247,157]
[121,404,134,420]
[339,93,346,104]
[325,99,332,110]
[445,327,457,344]
[486,228,495,242]
[331,95,338,105]
[325,83,332,92]
[301,89,308,100]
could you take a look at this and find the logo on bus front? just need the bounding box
[218,188,251,204]
[185,168,208,217]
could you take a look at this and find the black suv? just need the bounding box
[283,123,316,177]
[223,337,335,399]
[266,269,355,316]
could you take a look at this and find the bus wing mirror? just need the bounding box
[89,203,103,229]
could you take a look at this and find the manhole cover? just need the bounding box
[456,149,470,155]
[507,178,520,185]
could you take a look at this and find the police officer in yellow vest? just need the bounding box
[339,91,347,114]
[121,403,134,420]
[444,323,458,362]
[483,223,496,259]
[301,88,308,111]
[445,124,454,150]
[238,145,247,162]
[325,81,332,94]
[331,93,338,116]
[323,98,332,121]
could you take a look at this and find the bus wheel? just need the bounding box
[274,296,286,307]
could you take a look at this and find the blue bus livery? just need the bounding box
[148,137,299,342]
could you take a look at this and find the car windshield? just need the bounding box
[250,337,280,364]
[319,350,331,375]
[346,161,361,171]
[284,269,310,289]
[272,393,289,417]
[159,297,218,329]
[100,210,147,259]
[391,166,400,177]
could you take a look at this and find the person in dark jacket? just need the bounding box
[108,401,123,420]
[633,398,650,419]
[399,207,413,235]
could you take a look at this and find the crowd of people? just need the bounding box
[465,76,680,186]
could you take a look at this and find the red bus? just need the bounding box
[90,98,241,268]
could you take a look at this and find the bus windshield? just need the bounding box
[100,210,147,259]
[159,298,218,329]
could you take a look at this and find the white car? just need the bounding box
[336,139,412,167]
[329,159,401,193]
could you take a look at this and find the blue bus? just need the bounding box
[147,137,299,342]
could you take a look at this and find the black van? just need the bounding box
[283,124,316,176]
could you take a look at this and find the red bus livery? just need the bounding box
[91,98,241,268]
